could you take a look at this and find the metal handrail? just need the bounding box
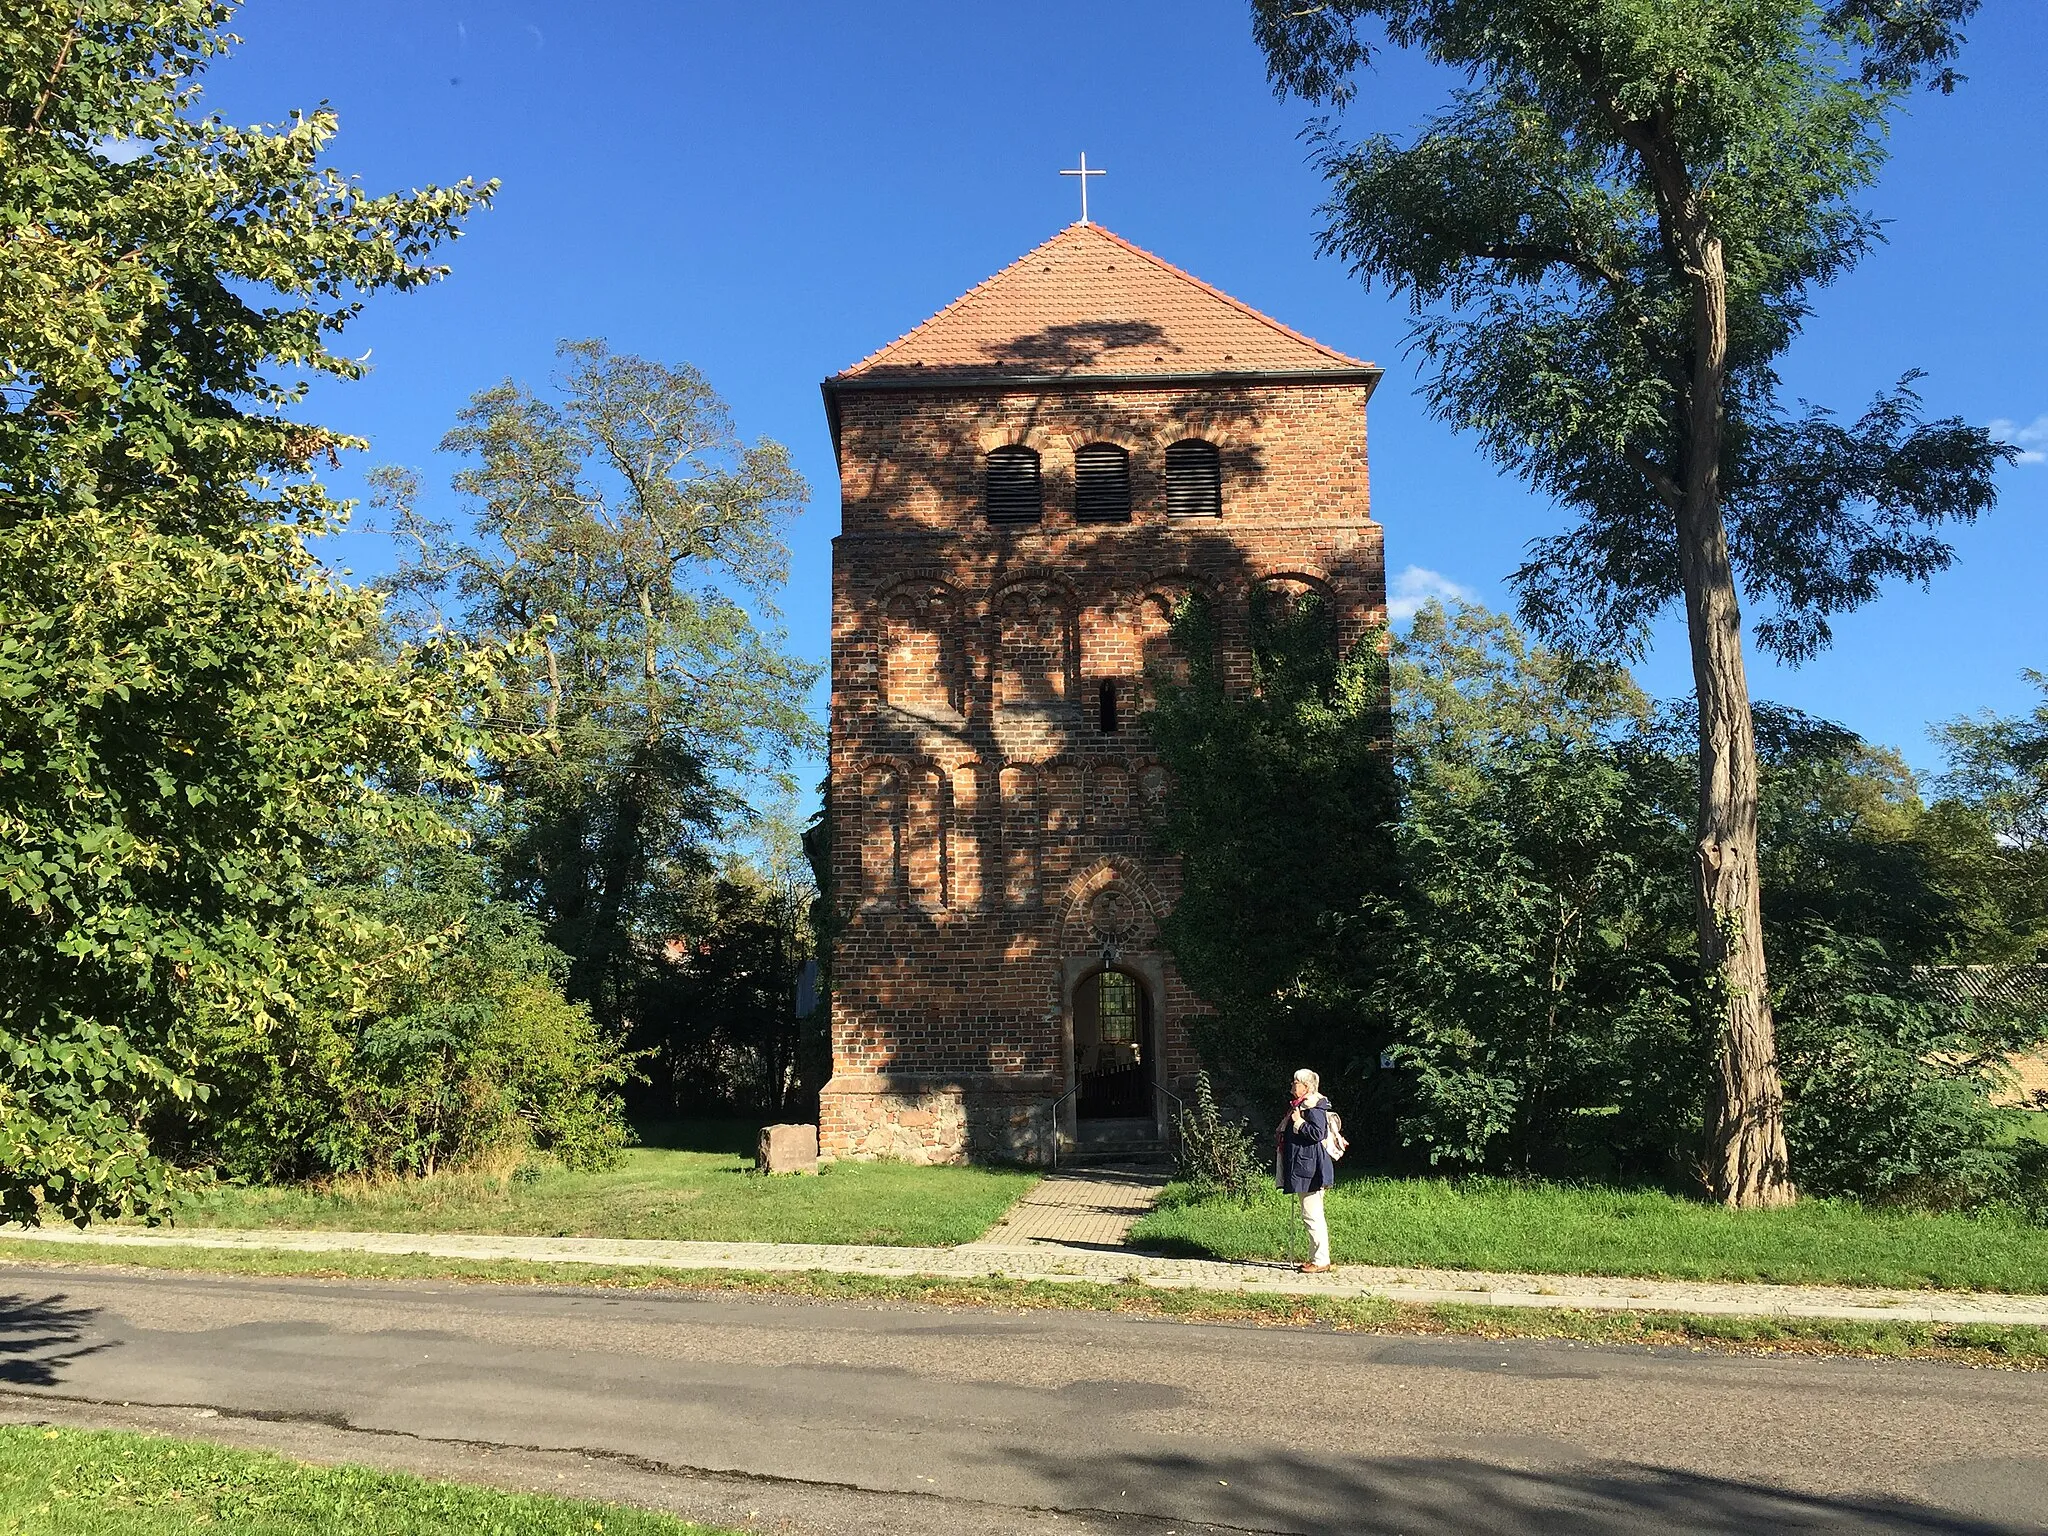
[1046,1084,1078,1170]
[1152,1080,1187,1154]
[1047,1079,1185,1170]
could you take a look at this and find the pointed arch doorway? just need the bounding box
[1072,965,1155,1120]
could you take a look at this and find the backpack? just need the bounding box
[1322,1107,1349,1162]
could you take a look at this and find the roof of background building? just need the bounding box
[1921,965,2048,1107]
[829,222,1374,387]
[1926,964,2048,1017]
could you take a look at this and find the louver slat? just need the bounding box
[984,447,1043,523]
[1166,439,1222,517]
[1074,443,1132,523]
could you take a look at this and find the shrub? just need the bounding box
[173,851,637,1183]
[1775,937,2037,1209]
[1175,1071,1268,1202]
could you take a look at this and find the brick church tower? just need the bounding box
[817,221,1385,1163]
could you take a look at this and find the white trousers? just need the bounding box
[1297,1188,1330,1266]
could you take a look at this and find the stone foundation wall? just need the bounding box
[820,1073,1058,1165]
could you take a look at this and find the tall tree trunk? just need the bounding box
[1677,235,1795,1208]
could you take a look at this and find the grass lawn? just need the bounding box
[0,1425,734,1534]
[159,1126,1038,1249]
[1127,1174,2048,1293]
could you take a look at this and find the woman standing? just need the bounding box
[1276,1068,1335,1271]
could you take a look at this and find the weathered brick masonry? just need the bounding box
[818,223,1386,1163]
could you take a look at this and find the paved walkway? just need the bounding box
[970,1166,1166,1247]
[10,1219,2048,1327]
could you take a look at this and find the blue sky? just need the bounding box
[201,1,2045,779]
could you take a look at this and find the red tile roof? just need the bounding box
[832,223,1372,384]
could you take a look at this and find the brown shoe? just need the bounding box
[1300,1262,1332,1273]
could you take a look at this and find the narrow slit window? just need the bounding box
[1073,443,1132,523]
[1166,439,1222,517]
[1098,679,1120,735]
[984,446,1043,524]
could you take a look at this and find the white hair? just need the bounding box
[1293,1068,1320,1094]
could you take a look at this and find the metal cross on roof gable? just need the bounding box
[1059,152,1105,225]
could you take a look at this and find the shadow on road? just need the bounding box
[0,1293,112,1387]
[1009,1444,2027,1535]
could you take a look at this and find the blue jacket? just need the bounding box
[1276,1097,1335,1194]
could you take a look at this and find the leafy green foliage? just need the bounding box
[636,848,822,1120]
[1748,707,2048,1204]
[1143,588,1395,1100]
[382,343,821,1033]
[1172,1070,1267,1202]
[1251,0,2005,663]
[1253,0,2009,660]
[1938,674,2048,854]
[166,843,636,1185]
[1932,675,2048,961]
[1771,939,2026,1208]
[1,3,491,1220]
[1368,609,1700,1175]
[1248,0,2013,1205]
[0,1020,191,1226]
[1153,597,2048,1207]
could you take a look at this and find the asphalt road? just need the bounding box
[1,1265,2044,1535]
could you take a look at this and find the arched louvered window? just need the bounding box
[1073,443,1132,523]
[1165,439,1222,518]
[984,446,1043,524]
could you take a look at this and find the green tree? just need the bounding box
[1251,0,2014,1204]
[1144,589,1397,1103]
[1369,604,1699,1177]
[1,3,491,1220]
[175,838,635,1184]
[639,855,819,1119]
[1938,674,2048,854]
[1742,708,2046,1205]
[1156,595,2042,1201]
[1933,675,2048,962]
[382,342,821,1033]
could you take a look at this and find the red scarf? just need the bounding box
[1276,1093,1310,1154]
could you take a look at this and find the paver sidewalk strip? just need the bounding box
[8,1223,2048,1326]
[970,1168,1166,1248]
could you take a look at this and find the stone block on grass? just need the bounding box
[758,1123,820,1175]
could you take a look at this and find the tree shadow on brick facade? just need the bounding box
[832,323,1277,537]
[824,334,1385,1159]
